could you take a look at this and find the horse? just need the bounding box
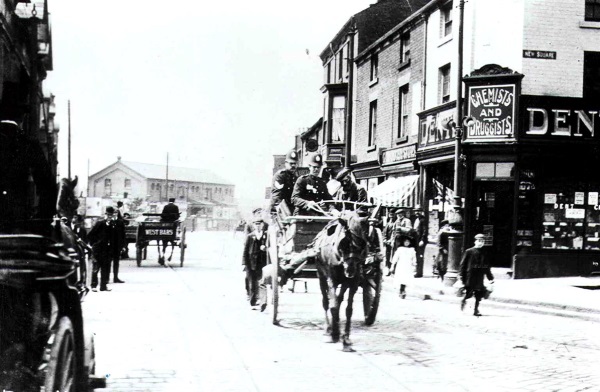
[312,211,370,352]
[56,176,80,225]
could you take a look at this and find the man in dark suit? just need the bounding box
[242,218,268,308]
[161,198,180,222]
[88,207,122,291]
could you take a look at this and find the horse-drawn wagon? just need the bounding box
[135,213,187,267]
[266,201,384,350]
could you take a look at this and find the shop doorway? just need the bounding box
[471,181,514,267]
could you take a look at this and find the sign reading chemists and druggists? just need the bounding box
[465,84,516,142]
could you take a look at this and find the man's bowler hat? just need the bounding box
[105,206,115,215]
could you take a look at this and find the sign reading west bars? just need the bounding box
[465,84,517,142]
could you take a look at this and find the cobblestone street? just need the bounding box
[85,231,600,391]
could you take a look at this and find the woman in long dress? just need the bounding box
[391,236,417,299]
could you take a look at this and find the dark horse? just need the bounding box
[313,211,369,352]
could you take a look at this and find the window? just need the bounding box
[400,32,410,64]
[337,50,344,81]
[331,96,346,142]
[326,62,332,84]
[104,179,111,196]
[440,64,451,103]
[586,0,600,21]
[151,183,155,191]
[441,2,453,37]
[370,54,378,81]
[124,179,131,188]
[584,52,600,99]
[398,85,410,139]
[368,100,377,146]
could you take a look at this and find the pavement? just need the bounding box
[400,267,600,321]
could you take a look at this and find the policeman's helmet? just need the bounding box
[285,149,299,163]
[307,153,323,167]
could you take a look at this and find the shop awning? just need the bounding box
[368,175,419,207]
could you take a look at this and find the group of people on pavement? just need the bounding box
[242,149,495,316]
[71,198,180,292]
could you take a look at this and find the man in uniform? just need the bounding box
[332,168,368,213]
[270,149,298,215]
[291,153,334,216]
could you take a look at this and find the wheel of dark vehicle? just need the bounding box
[42,317,78,392]
[136,246,142,267]
[180,226,187,267]
[362,264,382,326]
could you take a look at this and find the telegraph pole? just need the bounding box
[68,100,71,179]
[165,152,169,201]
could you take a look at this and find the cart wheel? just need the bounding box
[362,263,382,326]
[136,246,142,267]
[42,317,78,392]
[180,227,187,267]
[267,228,279,325]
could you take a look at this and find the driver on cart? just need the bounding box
[291,153,336,216]
[161,198,180,222]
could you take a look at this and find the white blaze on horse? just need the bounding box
[312,210,370,352]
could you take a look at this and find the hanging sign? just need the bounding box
[465,84,516,142]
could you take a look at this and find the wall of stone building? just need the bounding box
[90,169,146,199]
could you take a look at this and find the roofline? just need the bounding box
[355,0,438,63]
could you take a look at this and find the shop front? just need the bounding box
[352,160,384,194]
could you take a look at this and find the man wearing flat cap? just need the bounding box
[271,149,298,215]
[292,153,335,216]
[435,219,452,281]
[242,217,268,308]
[88,206,122,291]
[412,206,426,277]
[332,168,368,212]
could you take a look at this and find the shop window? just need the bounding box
[474,162,515,180]
[585,0,600,22]
[398,85,409,140]
[584,51,600,99]
[542,185,600,251]
[368,100,378,147]
[440,64,451,104]
[370,54,378,82]
[400,32,410,65]
[441,2,453,37]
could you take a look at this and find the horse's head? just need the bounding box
[339,212,370,278]
[56,176,80,220]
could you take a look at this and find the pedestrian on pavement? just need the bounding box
[242,217,268,308]
[389,208,414,271]
[291,153,336,216]
[270,149,298,216]
[412,206,426,278]
[382,208,397,275]
[391,236,417,299]
[460,233,495,316]
[88,206,122,291]
[435,220,452,281]
[71,214,88,244]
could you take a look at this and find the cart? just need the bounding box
[266,202,384,326]
[135,213,187,267]
[0,234,106,391]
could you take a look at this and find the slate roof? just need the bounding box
[121,161,233,185]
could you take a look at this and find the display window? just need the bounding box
[541,184,600,251]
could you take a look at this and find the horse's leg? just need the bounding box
[328,277,340,343]
[342,280,359,352]
[168,240,175,261]
[318,276,332,335]
[157,240,165,265]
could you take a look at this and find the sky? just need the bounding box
[45,0,376,207]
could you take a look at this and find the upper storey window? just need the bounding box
[400,32,410,64]
[586,0,600,22]
[370,53,379,82]
[440,64,451,104]
[441,2,453,37]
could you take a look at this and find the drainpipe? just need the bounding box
[344,18,357,169]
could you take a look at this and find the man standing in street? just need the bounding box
[412,206,426,278]
[291,153,334,216]
[88,207,121,291]
[242,217,268,309]
[270,149,298,215]
[383,208,396,274]
[436,220,452,281]
[460,233,495,316]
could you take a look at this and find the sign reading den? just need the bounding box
[466,84,516,141]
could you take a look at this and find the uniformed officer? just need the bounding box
[270,149,298,214]
[291,153,334,216]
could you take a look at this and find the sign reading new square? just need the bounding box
[465,84,517,142]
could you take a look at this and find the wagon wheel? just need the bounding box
[42,317,78,392]
[267,227,279,325]
[363,227,385,326]
[179,226,187,267]
[136,226,143,267]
